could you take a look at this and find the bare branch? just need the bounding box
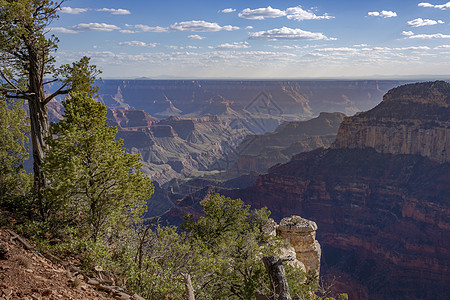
[0,69,26,94]
[43,83,68,104]
[5,94,30,100]
[43,78,59,85]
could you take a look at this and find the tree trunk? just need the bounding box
[28,96,49,219]
[28,45,50,220]
[182,273,195,300]
[262,256,292,300]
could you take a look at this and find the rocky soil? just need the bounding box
[0,226,143,300]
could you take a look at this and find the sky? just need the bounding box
[48,0,450,79]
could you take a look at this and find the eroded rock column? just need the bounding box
[276,216,321,276]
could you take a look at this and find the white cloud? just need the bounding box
[58,7,88,14]
[246,26,254,30]
[169,21,239,32]
[222,25,240,31]
[249,27,336,41]
[73,23,121,32]
[270,45,303,49]
[402,30,415,36]
[285,6,334,21]
[409,33,450,39]
[418,2,450,10]
[97,8,131,15]
[166,45,201,50]
[221,8,236,13]
[368,10,397,18]
[407,18,444,27]
[48,27,78,34]
[239,6,286,20]
[126,21,239,33]
[188,35,205,40]
[118,41,157,47]
[134,25,168,32]
[435,44,450,49]
[238,5,333,21]
[216,42,250,49]
[119,29,137,34]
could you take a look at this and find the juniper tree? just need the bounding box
[44,93,153,240]
[0,1,100,218]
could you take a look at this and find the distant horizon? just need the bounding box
[49,0,450,79]
[97,76,450,81]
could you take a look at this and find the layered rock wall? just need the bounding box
[334,81,450,163]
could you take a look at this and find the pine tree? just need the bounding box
[43,93,153,240]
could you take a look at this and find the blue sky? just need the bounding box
[49,0,450,79]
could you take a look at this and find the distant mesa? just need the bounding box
[232,112,346,173]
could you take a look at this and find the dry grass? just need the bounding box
[73,278,82,289]
[15,254,32,269]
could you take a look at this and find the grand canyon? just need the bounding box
[2,2,449,299]
[93,80,449,299]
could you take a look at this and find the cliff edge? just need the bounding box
[333,81,449,163]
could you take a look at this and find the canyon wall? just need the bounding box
[334,81,449,163]
[223,81,450,299]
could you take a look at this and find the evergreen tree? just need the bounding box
[182,194,275,299]
[43,92,153,240]
[0,1,100,216]
[0,96,30,201]
[0,0,65,203]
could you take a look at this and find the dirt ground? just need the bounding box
[0,227,115,300]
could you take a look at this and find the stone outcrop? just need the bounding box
[276,216,321,275]
[333,81,450,163]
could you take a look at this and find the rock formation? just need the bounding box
[221,81,450,299]
[276,216,321,275]
[334,81,449,163]
[105,110,248,185]
[232,112,345,173]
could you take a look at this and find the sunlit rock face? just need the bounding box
[276,216,321,275]
[334,81,450,163]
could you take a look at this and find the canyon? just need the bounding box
[218,81,450,299]
[96,80,409,133]
[161,81,449,299]
[106,109,248,185]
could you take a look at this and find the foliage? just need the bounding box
[43,92,153,240]
[0,97,31,203]
[55,56,102,97]
[0,0,60,83]
[180,194,274,299]
[0,1,102,209]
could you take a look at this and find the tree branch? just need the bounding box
[43,83,68,104]
[43,78,59,85]
[5,94,30,100]
[0,69,26,94]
